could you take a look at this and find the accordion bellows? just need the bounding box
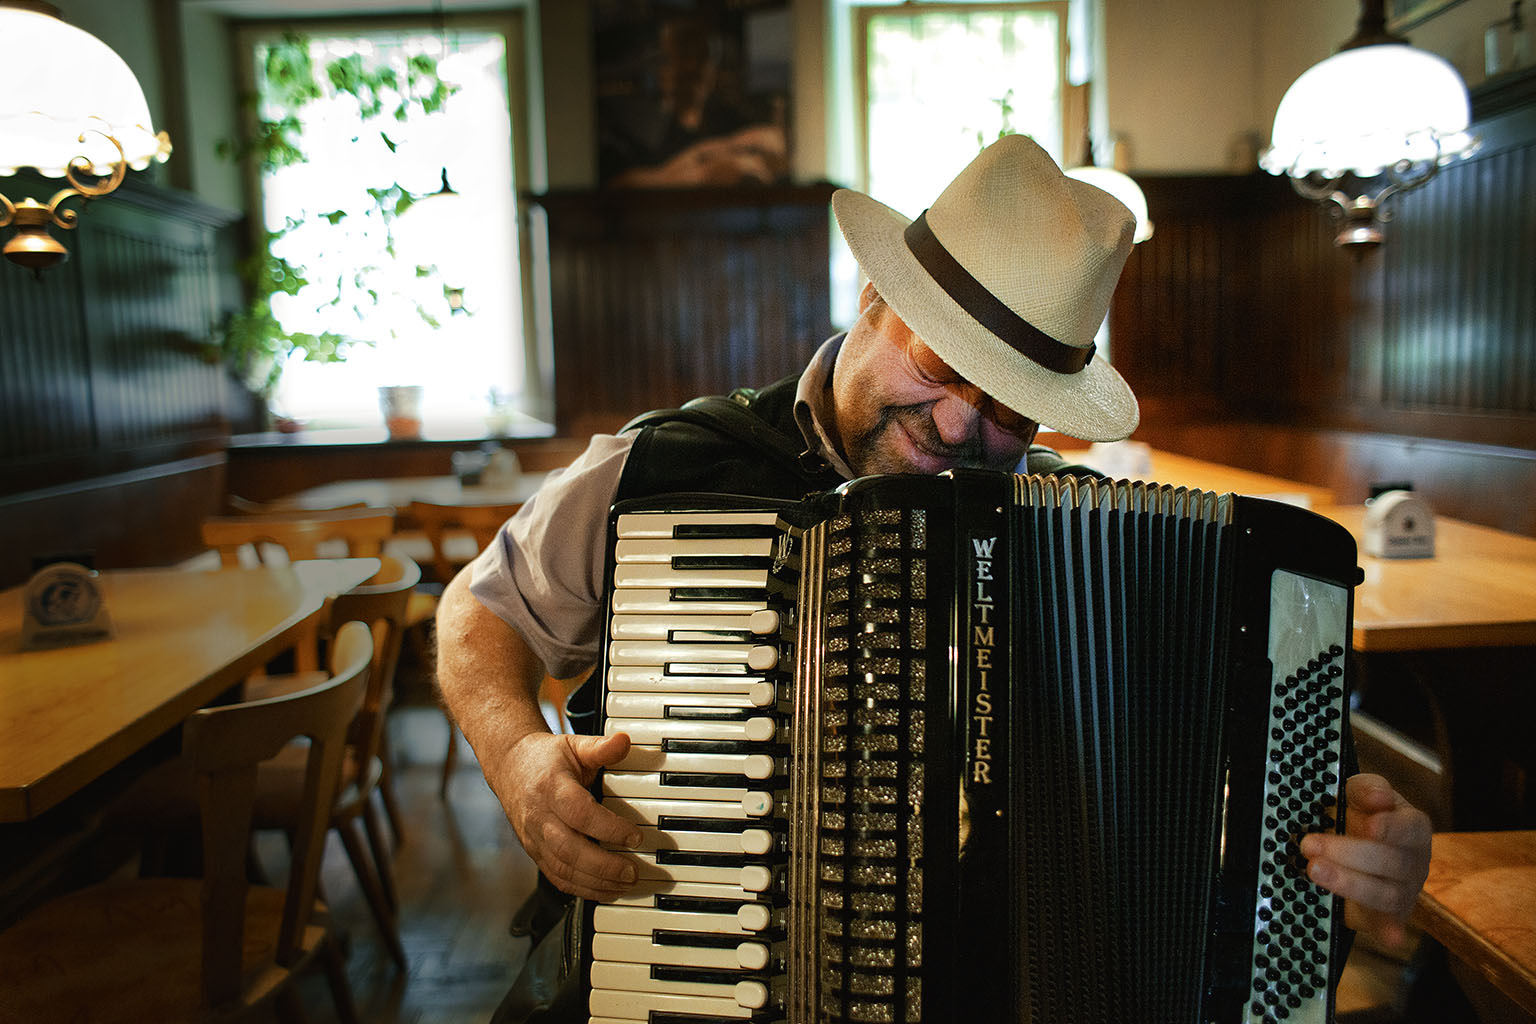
[584,470,1360,1024]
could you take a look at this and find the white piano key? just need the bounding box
[590,962,768,1009]
[615,510,783,538]
[614,537,775,562]
[591,932,772,972]
[748,608,780,634]
[610,746,777,779]
[609,825,773,855]
[603,716,777,745]
[611,611,760,640]
[604,688,774,719]
[604,793,773,824]
[610,589,768,615]
[601,879,757,906]
[746,645,779,671]
[607,851,772,889]
[605,667,768,695]
[592,904,753,937]
[603,773,753,802]
[608,640,778,667]
[613,565,770,590]
[589,987,754,1021]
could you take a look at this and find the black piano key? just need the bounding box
[656,815,757,833]
[654,897,754,916]
[666,707,759,721]
[672,524,781,539]
[653,965,768,986]
[663,739,782,755]
[657,850,748,868]
[662,772,765,789]
[671,556,774,570]
[652,928,751,948]
[668,587,769,601]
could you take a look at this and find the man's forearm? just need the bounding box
[435,568,552,786]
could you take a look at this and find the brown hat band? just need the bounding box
[903,210,1095,375]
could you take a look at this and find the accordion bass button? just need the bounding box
[747,645,779,671]
[749,609,780,634]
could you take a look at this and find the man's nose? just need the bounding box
[931,388,985,445]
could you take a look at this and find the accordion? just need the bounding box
[582,469,1360,1024]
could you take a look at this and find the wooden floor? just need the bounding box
[278,704,539,1024]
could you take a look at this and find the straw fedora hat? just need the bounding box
[833,134,1139,441]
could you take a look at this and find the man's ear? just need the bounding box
[857,280,879,313]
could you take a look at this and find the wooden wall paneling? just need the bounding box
[0,176,244,587]
[0,209,96,461]
[535,185,837,436]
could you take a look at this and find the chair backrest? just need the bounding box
[182,619,371,1007]
[201,506,397,567]
[327,555,420,770]
[404,500,522,583]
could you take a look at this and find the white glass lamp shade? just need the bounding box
[1261,43,1475,179]
[1064,166,1154,243]
[0,7,171,177]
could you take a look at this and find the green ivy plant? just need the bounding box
[217,31,458,398]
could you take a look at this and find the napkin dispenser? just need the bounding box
[21,560,114,649]
[1362,489,1436,559]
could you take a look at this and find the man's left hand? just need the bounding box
[1301,773,1433,949]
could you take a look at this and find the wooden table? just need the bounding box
[0,559,378,822]
[1413,831,1536,1017]
[1053,444,1338,507]
[1315,505,1536,652]
[271,472,550,511]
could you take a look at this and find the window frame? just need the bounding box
[229,11,545,426]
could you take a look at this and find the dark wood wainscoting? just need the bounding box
[533,184,838,437]
[1111,74,1536,535]
[0,175,245,587]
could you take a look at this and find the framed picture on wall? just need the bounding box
[594,0,791,188]
[1386,0,1468,32]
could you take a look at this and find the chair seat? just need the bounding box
[0,877,329,1023]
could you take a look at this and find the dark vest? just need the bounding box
[615,373,846,504]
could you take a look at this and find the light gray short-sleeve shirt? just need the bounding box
[469,336,848,679]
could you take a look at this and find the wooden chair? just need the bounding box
[248,556,419,972]
[401,500,527,795]
[402,499,523,585]
[201,506,397,568]
[0,623,370,1024]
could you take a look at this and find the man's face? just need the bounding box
[830,284,1039,477]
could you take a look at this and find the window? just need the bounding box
[237,16,541,435]
[857,3,1069,220]
[827,1,1076,326]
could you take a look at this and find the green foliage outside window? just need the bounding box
[217,32,458,398]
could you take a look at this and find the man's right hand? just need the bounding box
[492,729,643,901]
[435,569,644,902]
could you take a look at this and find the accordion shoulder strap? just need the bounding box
[620,387,831,482]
